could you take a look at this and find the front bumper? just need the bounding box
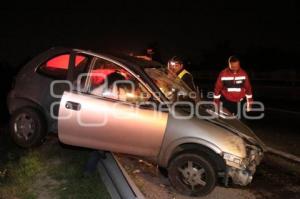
[227,167,254,186]
[225,145,264,186]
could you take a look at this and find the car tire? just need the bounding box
[9,107,47,148]
[168,153,216,197]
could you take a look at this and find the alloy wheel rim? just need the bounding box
[178,160,207,191]
[14,113,35,140]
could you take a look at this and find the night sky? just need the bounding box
[1,1,299,67]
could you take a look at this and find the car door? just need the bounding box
[58,56,168,157]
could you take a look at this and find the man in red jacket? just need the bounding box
[214,56,253,115]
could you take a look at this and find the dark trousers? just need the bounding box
[220,97,246,116]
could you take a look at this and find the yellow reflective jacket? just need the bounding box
[177,69,190,79]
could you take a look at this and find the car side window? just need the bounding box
[38,53,89,79]
[88,58,152,104]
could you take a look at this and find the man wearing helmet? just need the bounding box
[167,56,197,92]
[213,56,253,115]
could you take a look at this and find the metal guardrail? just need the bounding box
[266,147,300,164]
[97,152,145,199]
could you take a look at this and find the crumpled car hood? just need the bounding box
[178,106,266,151]
[208,116,266,151]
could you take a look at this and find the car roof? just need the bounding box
[72,48,164,73]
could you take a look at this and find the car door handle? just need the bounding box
[65,101,81,111]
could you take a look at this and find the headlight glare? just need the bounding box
[223,153,245,168]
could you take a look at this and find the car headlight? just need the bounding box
[223,153,246,169]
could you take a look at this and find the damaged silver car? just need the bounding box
[8,47,265,196]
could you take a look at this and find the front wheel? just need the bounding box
[9,107,47,148]
[168,153,216,197]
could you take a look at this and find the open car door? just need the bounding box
[58,56,168,157]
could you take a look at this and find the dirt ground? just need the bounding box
[117,155,255,199]
[117,154,300,199]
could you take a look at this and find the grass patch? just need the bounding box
[0,132,110,199]
[0,150,42,199]
[48,146,110,199]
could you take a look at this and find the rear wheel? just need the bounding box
[168,153,216,197]
[9,107,46,148]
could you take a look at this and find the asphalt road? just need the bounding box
[246,109,300,156]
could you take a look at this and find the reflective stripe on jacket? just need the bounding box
[214,68,253,102]
[177,69,196,91]
[178,69,190,79]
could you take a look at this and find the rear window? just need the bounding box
[38,54,87,79]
